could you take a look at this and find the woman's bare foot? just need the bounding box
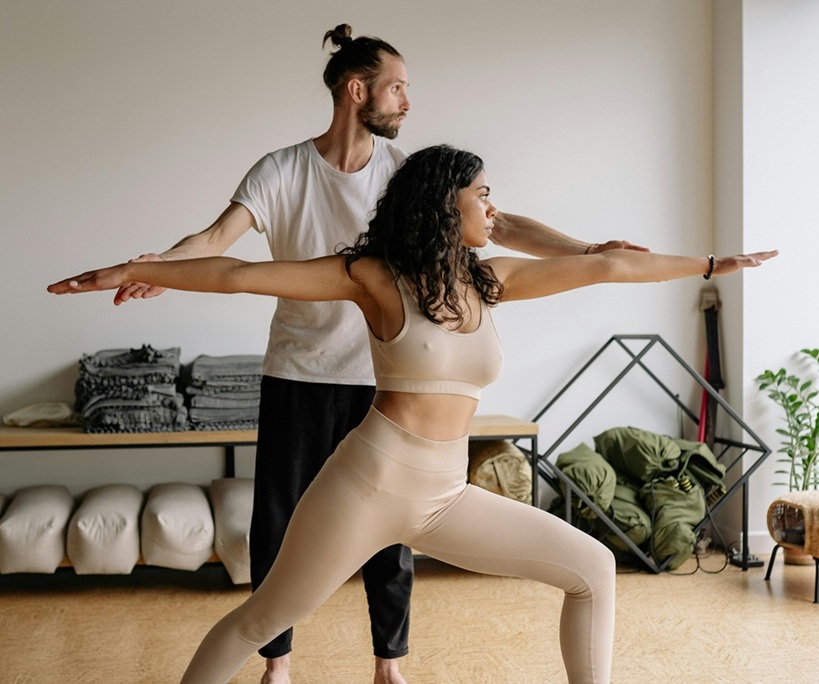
[260,655,291,684]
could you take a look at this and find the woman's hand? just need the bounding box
[712,250,779,277]
[47,264,133,299]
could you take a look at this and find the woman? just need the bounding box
[48,145,776,683]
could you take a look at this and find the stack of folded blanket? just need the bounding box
[75,345,188,433]
[185,355,263,431]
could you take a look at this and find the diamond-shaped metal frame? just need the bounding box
[532,334,771,573]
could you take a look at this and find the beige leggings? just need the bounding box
[181,408,616,683]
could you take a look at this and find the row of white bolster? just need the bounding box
[0,479,253,584]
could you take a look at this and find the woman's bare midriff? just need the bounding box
[372,390,477,441]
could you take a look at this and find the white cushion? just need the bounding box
[3,401,78,427]
[0,485,75,574]
[67,484,143,575]
[141,483,214,571]
[210,478,253,584]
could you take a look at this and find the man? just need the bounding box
[115,24,644,684]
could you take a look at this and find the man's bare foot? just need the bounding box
[373,656,407,684]
[260,655,291,684]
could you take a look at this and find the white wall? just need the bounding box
[738,0,819,550]
[5,1,794,549]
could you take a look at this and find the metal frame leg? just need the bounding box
[224,445,235,478]
[764,544,780,582]
[814,557,819,604]
[765,544,819,604]
[531,435,538,507]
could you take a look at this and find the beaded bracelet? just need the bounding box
[703,254,716,280]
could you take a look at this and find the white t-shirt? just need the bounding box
[231,137,406,384]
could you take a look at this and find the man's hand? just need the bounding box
[114,253,167,305]
[586,240,650,254]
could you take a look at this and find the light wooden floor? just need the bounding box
[1,551,817,683]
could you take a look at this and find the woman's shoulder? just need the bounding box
[480,255,511,278]
[346,257,404,332]
[346,256,396,288]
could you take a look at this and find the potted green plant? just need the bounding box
[756,349,819,565]
[756,348,819,492]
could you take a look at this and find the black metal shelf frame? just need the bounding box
[531,334,771,573]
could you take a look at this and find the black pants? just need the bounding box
[249,376,414,659]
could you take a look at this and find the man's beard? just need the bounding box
[360,100,403,139]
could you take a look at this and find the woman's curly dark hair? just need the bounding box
[339,144,504,324]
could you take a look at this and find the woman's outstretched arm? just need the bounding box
[487,249,778,302]
[47,254,361,303]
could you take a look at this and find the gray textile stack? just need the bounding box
[186,355,263,431]
[75,345,189,433]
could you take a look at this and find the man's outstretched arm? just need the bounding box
[490,211,650,258]
[114,202,256,305]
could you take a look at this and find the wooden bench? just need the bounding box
[0,416,539,572]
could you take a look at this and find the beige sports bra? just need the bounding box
[367,274,504,400]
